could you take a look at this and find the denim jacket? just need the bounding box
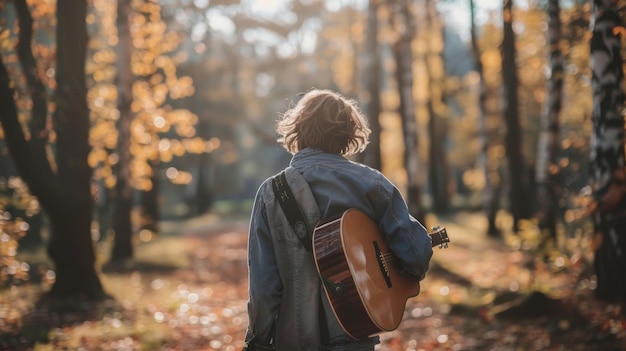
[244,148,433,350]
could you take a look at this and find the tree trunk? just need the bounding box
[470,0,500,236]
[49,0,105,298]
[110,0,134,263]
[349,3,359,100]
[589,0,626,302]
[427,108,450,213]
[140,159,159,233]
[12,0,47,248]
[47,210,103,297]
[95,178,114,241]
[197,120,213,214]
[188,119,213,216]
[2,0,104,299]
[535,0,563,242]
[501,0,531,232]
[19,212,45,248]
[363,0,382,171]
[15,0,47,136]
[425,0,450,213]
[392,0,424,222]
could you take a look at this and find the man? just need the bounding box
[244,89,433,350]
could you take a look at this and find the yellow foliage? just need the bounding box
[170,140,185,157]
[331,53,354,93]
[131,158,153,179]
[481,49,501,69]
[88,148,108,168]
[160,150,173,163]
[463,168,486,191]
[205,137,221,153]
[183,138,206,154]
[381,91,399,111]
[29,0,55,18]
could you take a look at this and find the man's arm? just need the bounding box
[244,186,282,349]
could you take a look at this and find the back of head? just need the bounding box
[276,89,371,156]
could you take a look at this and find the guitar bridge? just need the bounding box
[373,241,392,288]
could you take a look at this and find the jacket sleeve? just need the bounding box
[244,184,282,347]
[375,181,433,280]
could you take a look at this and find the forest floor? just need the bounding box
[1,211,625,351]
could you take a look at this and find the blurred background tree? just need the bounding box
[587,0,626,302]
[535,0,564,246]
[388,0,424,222]
[501,0,532,233]
[0,0,105,299]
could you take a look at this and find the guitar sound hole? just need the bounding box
[373,241,392,288]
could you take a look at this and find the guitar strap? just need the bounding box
[272,170,346,294]
[271,169,343,344]
[271,170,312,251]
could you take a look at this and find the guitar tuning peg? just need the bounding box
[431,225,441,232]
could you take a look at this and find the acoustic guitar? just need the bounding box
[312,208,450,339]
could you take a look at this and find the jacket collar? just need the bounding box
[290,148,343,167]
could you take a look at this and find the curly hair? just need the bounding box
[276,89,371,156]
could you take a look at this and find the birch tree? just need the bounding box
[588,0,626,302]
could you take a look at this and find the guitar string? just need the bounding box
[380,243,446,263]
[379,232,448,266]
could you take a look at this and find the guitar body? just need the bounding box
[312,209,423,339]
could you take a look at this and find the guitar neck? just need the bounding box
[429,227,449,248]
